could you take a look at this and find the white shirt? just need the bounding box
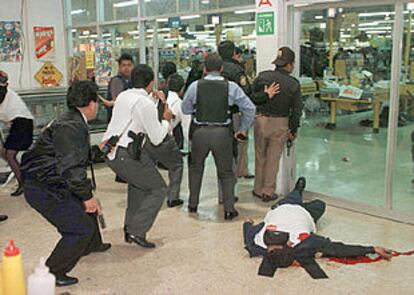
[0,89,34,122]
[102,88,171,160]
[166,91,191,144]
[254,204,317,248]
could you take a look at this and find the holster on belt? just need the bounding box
[127,131,146,161]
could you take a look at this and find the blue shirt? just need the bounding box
[181,72,256,132]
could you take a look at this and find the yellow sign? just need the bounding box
[34,62,63,87]
[85,50,95,70]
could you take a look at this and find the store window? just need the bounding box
[104,0,138,22]
[392,3,414,213]
[296,5,395,207]
[199,0,254,11]
[69,0,97,26]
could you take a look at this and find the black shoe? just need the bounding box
[11,186,23,197]
[115,175,127,183]
[244,174,255,179]
[167,199,184,208]
[294,177,306,195]
[262,194,279,202]
[125,233,155,248]
[92,243,111,253]
[188,205,198,213]
[55,275,79,287]
[224,210,239,220]
[218,196,239,205]
[0,215,8,222]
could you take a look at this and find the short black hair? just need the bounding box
[118,53,133,65]
[167,73,184,93]
[235,47,242,55]
[67,80,98,109]
[131,64,154,89]
[218,40,235,60]
[161,62,177,80]
[204,53,223,72]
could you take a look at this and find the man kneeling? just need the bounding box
[243,177,392,279]
[21,81,110,287]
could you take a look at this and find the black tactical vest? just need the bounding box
[195,79,230,124]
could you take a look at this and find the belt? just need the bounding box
[195,123,230,128]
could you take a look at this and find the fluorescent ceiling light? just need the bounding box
[157,18,168,22]
[71,29,77,33]
[71,9,86,15]
[128,30,139,35]
[359,12,393,17]
[79,35,88,39]
[82,30,90,35]
[358,22,380,27]
[315,15,324,20]
[235,9,255,14]
[201,0,210,4]
[181,14,200,20]
[116,37,124,41]
[360,26,391,31]
[102,33,111,38]
[90,34,98,38]
[114,1,138,8]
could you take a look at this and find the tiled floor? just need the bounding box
[1,157,414,294]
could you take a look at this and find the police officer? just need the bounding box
[182,53,256,220]
[218,41,253,204]
[21,81,111,287]
[251,47,303,202]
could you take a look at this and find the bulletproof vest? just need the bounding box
[107,74,132,100]
[195,79,230,124]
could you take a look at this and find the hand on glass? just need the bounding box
[84,197,101,214]
[264,82,280,99]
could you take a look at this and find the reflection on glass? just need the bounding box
[297,5,395,207]
[104,0,138,21]
[392,3,414,213]
[70,0,97,26]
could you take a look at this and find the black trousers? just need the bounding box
[24,178,103,276]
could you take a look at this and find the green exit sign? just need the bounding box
[256,11,274,35]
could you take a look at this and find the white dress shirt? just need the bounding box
[166,91,191,144]
[254,204,317,248]
[102,88,171,160]
[0,89,34,122]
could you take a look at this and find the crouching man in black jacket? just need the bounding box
[243,177,392,279]
[21,81,111,287]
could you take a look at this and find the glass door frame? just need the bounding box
[287,0,414,224]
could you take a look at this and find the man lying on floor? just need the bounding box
[243,177,392,279]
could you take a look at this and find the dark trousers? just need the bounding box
[146,135,183,201]
[23,179,102,276]
[173,124,184,150]
[189,126,236,212]
[243,190,326,257]
[107,147,167,237]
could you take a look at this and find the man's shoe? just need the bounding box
[125,233,155,248]
[167,199,184,208]
[92,243,111,253]
[55,275,79,287]
[244,174,255,179]
[294,177,306,195]
[10,186,23,197]
[262,194,279,202]
[224,210,239,220]
[188,205,198,213]
[0,215,8,222]
[115,175,127,183]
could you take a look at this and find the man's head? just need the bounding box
[234,47,243,63]
[272,47,295,73]
[0,71,9,103]
[167,73,185,97]
[218,40,236,61]
[203,53,224,75]
[118,53,134,77]
[264,227,290,253]
[161,62,177,80]
[67,80,99,121]
[131,64,155,93]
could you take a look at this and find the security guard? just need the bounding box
[182,53,256,220]
[217,41,253,204]
[251,47,303,202]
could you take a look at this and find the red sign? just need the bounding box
[34,26,55,60]
[258,0,272,7]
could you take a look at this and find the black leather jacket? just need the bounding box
[21,109,93,201]
[222,58,252,97]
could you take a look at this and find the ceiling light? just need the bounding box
[71,9,86,15]
[181,14,200,20]
[114,1,138,8]
[235,9,255,14]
